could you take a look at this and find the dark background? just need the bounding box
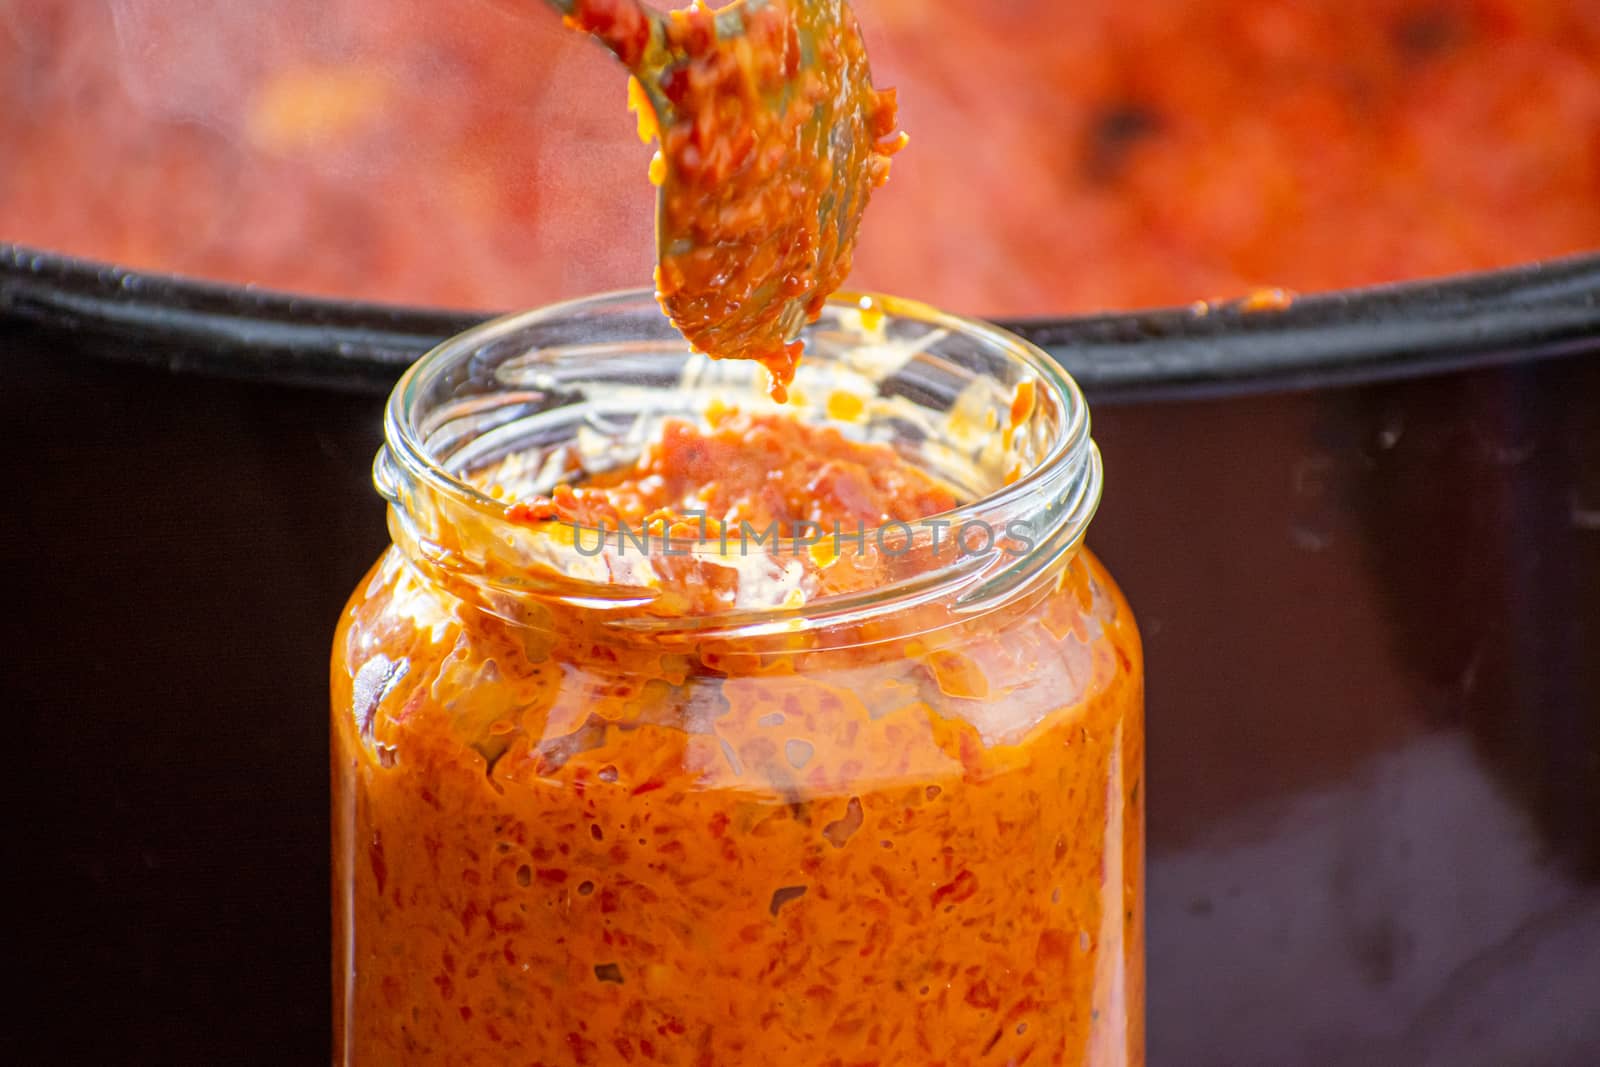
[6,315,1600,1065]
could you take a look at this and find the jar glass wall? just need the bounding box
[332,291,1144,1065]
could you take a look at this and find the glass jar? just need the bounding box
[331,291,1144,1065]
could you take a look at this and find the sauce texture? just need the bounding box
[568,1,905,398]
[9,2,1594,316]
[333,412,1145,1064]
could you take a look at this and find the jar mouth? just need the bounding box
[377,288,1101,638]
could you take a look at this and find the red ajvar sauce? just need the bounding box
[506,409,956,536]
[567,1,905,398]
[333,410,1145,1064]
[7,2,1595,316]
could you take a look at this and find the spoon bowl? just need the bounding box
[557,0,904,398]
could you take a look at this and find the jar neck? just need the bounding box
[376,290,1101,650]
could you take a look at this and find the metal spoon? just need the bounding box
[551,0,904,399]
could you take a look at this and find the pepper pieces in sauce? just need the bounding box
[566,0,907,400]
[332,5,1143,1059]
[507,409,959,535]
[334,408,1145,1064]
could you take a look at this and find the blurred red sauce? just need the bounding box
[2,0,1597,315]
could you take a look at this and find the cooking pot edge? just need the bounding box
[3,243,1597,403]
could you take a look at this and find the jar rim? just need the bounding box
[378,288,1102,636]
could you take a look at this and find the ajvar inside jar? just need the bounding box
[332,291,1145,1065]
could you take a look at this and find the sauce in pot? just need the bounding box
[5,1,1596,314]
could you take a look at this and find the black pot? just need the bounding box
[7,243,1600,1066]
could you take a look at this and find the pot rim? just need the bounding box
[3,242,1597,404]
